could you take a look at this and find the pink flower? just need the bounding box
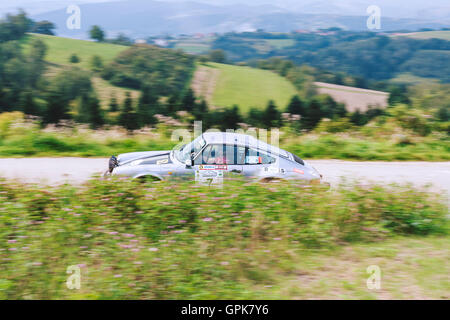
[149,247,158,252]
[7,240,17,243]
[122,233,135,238]
[203,217,213,222]
[114,274,122,278]
[220,261,229,266]
[273,237,282,241]
[109,231,118,235]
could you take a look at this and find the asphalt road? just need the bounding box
[0,158,449,197]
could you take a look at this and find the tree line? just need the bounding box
[212,30,450,83]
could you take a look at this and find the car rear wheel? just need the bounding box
[259,177,285,183]
[137,175,161,183]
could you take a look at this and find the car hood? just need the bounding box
[117,150,171,165]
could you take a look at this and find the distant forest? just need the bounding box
[212,31,450,83]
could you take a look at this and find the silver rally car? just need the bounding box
[106,132,324,184]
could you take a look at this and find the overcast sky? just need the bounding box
[1,0,450,19]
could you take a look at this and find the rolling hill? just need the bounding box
[396,30,450,41]
[23,33,128,69]
[191,62,298,113]
[23,34,139,108]
[22,34,392,115]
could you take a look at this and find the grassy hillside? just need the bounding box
[401,31,450,41]
[23,34,138,108]
[192,62,298,112]
[24,33,128,69]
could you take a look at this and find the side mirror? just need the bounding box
[185,159,193,168]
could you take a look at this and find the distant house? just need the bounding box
[194,33,205,39]
[134,39,147,44]
[294,29,311,34]
[154,39,169,47]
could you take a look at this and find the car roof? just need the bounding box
[201,132,291,158]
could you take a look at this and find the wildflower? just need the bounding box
[234,220,242,224]
[203,217,213,222]
[220,261,229,266]
[273,237,282,241]
[109,231,118,235]
[149,247,158,252]
[122,233,135,238]
[114,274,122,278]
[7,240,17,243]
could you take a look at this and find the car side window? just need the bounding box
[199,144,227,165]
[245,148,275,165]
[197,145,245,165]
[236,146,246,165]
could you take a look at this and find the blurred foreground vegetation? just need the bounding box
[0,178,448,299]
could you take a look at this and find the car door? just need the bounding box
[193,144,244,183]
[242,147,277,178]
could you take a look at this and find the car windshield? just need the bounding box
[174,135,206,163]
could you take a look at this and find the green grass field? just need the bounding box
[173,41,211,54]
[265,38,295,49]
[23,34,137,108]
[24,33,128,70]
[402,31,450,41]
[193,62,298,113]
